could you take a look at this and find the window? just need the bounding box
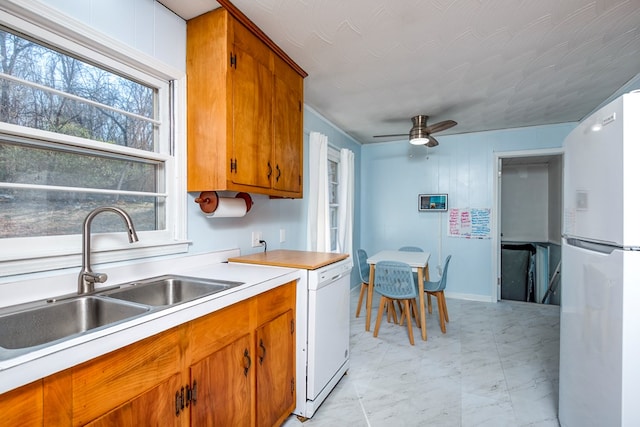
[328,147,340,252]
[0,4,187,276]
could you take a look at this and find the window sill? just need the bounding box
[0,240,191,278]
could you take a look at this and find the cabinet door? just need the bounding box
[84,373,183,427]
[0,380,42,426]
[256,309,295,427]
[231,23,273,190]
[190,334,253,427]
[273,56,303,196]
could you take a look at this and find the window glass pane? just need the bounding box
[1,141,158,191]
[329,206,338,228]
[328,159,338,204]
[0,189,160,238]
[330,228,337,252]
[0,28,156,151]
[328,159,338,183]
[0,140,164,238]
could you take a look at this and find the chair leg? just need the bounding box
[373,297,387,338]
[387,301,399,324]
[427,293,433,314]
[403,299,414,345]
[411,298,420,325]
[355,282,367,318]
[395,300,404,322]
[435,292,446,333]
[442,291,449,322]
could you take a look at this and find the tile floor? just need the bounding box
[283,290,560,427]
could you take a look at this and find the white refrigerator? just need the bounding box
[559,91,640,426]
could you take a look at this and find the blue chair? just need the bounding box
[356,249,402,323]
[355,249,370,318]
[399,246,424,288]
[373,261,420,345]
[398,246,424,252]
[424,255,452,333]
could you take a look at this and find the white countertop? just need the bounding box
[0,251,301,395]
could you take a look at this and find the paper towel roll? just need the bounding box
[205,197,248,218]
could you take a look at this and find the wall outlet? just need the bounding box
[251,231,262,247]
[279,229,286,243]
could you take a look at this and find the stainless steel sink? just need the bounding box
[0,296,149,350]
[101,275,244,307]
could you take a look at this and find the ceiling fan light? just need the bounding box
[409,126,429,145]
[409,136,429,145]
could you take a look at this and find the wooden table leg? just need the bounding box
[365,264,375,332]
[418,267,427,341]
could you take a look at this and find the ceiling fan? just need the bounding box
[373,115,458,147]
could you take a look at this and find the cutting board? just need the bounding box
[228,250,349,270]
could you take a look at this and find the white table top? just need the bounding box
[367,250,430,268]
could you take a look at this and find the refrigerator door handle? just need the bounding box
[565,237,618,254]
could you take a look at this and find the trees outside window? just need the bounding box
[0,10,185,275]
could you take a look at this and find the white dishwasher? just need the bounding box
[305,258,352,416]
[228,250,352,419]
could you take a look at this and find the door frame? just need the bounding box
[491,147,564,303]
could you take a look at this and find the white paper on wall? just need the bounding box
[448,208,491,238]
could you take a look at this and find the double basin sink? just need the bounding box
[0,275,243,355]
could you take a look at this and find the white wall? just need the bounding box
[502,164,550,242]
[39,0,185,71]
[360,123,575,301]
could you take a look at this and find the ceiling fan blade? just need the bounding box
[426,120,457,134]
[373,133,408,138]
[426,135,440,147]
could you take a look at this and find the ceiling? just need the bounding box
[158,0,640,144]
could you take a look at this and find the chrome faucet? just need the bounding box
[78,206,139,295]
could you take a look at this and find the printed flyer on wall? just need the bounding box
[448,208,491,238]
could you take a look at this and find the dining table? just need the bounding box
[366,250,431,341]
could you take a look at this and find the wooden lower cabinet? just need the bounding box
[0,281,296,427]
[256,309,295,427]
[0,380,43,426]
[84,373,183,427]
[190,334,252,426]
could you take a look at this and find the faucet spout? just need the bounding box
[78,206,139,295]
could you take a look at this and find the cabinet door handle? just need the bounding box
[185,384,190,408]
[275,164,281,182]
[191,380,198,405]
[259,339,266,365]
[267,161,272,179]
[243,348,252,377]
[175,388,183,416]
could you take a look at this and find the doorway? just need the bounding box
[492,149,563,304]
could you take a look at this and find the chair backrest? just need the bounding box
[434,255,452,291]
[356,249,370,284]
[374,261,417,299]
[398,246,424,252]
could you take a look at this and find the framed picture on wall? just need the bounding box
[418,194,448,212]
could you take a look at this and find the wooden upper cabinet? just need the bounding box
[186,8,305,198]
[273,55,303,195]
[230,19,273,191]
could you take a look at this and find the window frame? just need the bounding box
[0,1,188,277]
[327,146,340,253]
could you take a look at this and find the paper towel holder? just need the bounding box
[194,191,253,215]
